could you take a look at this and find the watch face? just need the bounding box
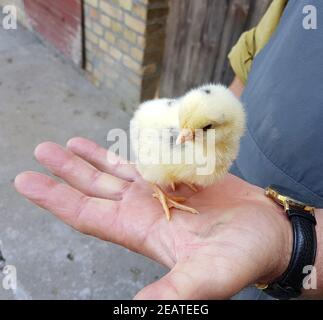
[269,184,314,207]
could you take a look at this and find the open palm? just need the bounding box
[15,137,292,299]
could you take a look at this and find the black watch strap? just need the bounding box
[264,208,317,299]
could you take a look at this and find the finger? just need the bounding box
[67,137,138,181]
[14,171,121,242]
[34,142,130,200]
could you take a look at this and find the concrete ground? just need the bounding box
[0,26,166,299]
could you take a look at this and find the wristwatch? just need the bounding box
[255,185,317,300]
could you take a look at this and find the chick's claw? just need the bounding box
[152,184,199,221]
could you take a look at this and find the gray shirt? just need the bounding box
[233,0,323,208]
[231,0,323,299]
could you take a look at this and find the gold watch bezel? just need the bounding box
[265,186,315,213]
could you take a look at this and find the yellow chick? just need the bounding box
[130,84,245,220]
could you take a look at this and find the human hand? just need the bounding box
[15,137,292,299]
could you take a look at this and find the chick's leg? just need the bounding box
[152,184,198,221]
[184,182,198,192]
[152,184,170,220]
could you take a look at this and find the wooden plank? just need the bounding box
[160,0,272,97]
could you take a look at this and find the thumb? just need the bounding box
[134,261,225,300]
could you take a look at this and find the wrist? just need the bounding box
[257,201,322,298]
[255,197,293,285]
[301,209,323,298]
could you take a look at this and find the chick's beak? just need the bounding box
[176,128,194,145]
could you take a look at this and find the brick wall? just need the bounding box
[1,0,169,113]
[84,0,169,112]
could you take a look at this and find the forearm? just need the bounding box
[229,76,244,98]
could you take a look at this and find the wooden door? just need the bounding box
[24,0,83,66]
[160,0,271,97]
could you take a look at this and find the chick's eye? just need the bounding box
[202,124,213,131]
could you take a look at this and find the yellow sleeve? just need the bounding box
[228,0,288,84]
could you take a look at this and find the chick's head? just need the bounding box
[176,84,245,145]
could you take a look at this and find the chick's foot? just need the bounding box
[151,184,199,221]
